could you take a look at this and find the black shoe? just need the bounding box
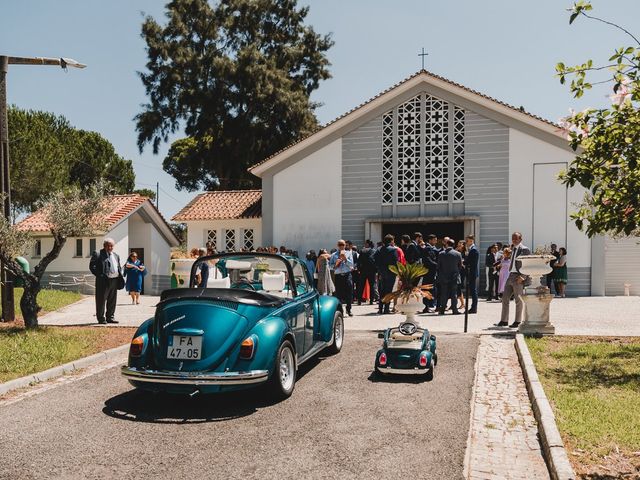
[347,311,353,317]
[357,302,362,306]
[509,322,520,328]
[438,310,445,315]
[97,320,106,325]
[495,321,508,327]
[467,309,477,314]
[452,310,461,315]
[106,319,119,324]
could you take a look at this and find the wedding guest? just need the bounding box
[497,247,511,296]
[485,244,500,301]
[124,251,147,305]
[316,249,335,296]
[553,247,568,298]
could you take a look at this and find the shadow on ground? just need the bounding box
[102,354,327,424]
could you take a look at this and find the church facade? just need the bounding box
[185,70,639,297]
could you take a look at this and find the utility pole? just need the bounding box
[0,55,85,322]
[0,56,13,321]
[156,181,159,210]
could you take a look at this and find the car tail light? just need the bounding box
[379,352,387,366]
[419,352,428,367]
[130,336,144,357]
[239,337,255,360]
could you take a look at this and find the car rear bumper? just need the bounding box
[376,366,429,375]
[121,366,269,386]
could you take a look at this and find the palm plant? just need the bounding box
[382,262,433,304]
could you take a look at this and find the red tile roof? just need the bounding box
[249,69,559,172]
[16,194,150,233]
[171,190,262,222]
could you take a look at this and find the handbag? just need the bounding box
[117,274,125,290]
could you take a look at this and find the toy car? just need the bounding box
[374,321,437,379]
[121,252,343,399]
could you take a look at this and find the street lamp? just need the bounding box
[0,55,86,322]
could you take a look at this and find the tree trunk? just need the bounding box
[20,278,41,329]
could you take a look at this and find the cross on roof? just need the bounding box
[418,48,429,70]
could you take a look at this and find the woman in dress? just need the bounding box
[553,247,568,298]
[497,247,512,296]
[124,251,147,304]
[315,248,335,296]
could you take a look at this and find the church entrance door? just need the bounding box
[382,221,464,246]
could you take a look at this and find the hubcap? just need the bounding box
[279,347,294,392]
[334,316,343,349]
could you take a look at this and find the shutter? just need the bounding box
[605,236,640,295]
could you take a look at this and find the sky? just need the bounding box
[2,0,639,220]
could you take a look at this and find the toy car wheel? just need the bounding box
[326,311,344,354]
[268,340,296,399]
[425,360,435,381]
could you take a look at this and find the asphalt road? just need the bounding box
[0,332,479,480]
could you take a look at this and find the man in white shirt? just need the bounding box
[496,232,531,328]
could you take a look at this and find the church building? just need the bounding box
[182,70,640,297]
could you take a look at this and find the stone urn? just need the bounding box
[170,258,195,289]
[394,292,424,326]
[517,255,556,335]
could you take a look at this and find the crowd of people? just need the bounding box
[180,232,569,326]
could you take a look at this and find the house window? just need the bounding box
[33,239,42,258]
[225,229,236,252]
[381,93,465,205]
[243,229,254,250]
[207,229,217,251]
[89,238,97,256]
[74,239,83,257]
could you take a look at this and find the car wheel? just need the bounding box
[425,361,435,381]
[268,340,296,399]
[326,311,344,354]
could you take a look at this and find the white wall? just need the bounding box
[128,212,152,293]
[509,128,591,268]
[185,218,262,252]
[273,138,342,255]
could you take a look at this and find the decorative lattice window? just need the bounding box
[382,112,394,205]
[425,95,449,203]
[225,229,235,251]
[381,94,464,205]
[243,229,254,250]
[206,229,217,249]
[396,95,422,203]
[453,107,465,201]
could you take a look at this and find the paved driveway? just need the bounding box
[0,332,478,480]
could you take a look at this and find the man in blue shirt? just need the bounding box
[329,239,354,316]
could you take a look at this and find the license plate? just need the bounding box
[167,335,202,360]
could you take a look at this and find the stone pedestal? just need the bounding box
[519,288,555,335]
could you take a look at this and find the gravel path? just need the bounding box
[0,332,478,480]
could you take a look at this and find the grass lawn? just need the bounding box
[13,287,83,319]
[0,326,135,384]
[526,336,640,479]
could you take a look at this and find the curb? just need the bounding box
[515,334,576,480]
[0,344,129,396]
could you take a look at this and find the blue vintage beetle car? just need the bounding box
[374,321,437,379]
[121,252,344,399]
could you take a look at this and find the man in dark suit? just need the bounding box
[465,234,480,313]
[374,234,399,314]
[356,240,378,305]
[405,232,422,265]
[89,238,123,324]
[421,234,439,313]
[497,232,531,328]
[437,238,463,315]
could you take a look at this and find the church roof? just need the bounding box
[249,69,565,177]
[16,194,180,246]
[172,190,262,222]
